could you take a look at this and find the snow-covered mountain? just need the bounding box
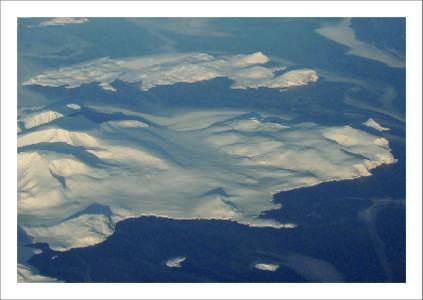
[18,104,396,251]
[18,51,396,254]
[23,52,318,92]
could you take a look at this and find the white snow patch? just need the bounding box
[106,120,149,129]
[214,117,288,133]
[353,163,372,177]
[23,214,114,251]
[261,69,318,89]
[99,82,117,92]
[254,263,279,272]
[364,118,390,132]
[229,51,269,67]
[323,126,367,147]
[87,145,168,169]
[22,110,64,129]
[18,128,100,148]
[18,264,59,282]
[39,17,89,27]
[23,52,318,91]
[48,157,94,177]
[18,152,66,211]
[374,137,390,148]
[165,256,186,268]
[33,249,43,255]
[66,103,81,110]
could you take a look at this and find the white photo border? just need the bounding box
[1,1,422,299]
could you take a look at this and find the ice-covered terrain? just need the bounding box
[39,17,89,27]
[23,52,318,91]
[363,118,390,132]
[18,51,396,254]
[18,104,396,251]
[18,264,59,282]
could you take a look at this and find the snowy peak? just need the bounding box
[18,152,65,211]
[22,110,64,130]
[23,213,114,251]
[18,128,100,148]
[230,52,270,67]
[363,118,390,132]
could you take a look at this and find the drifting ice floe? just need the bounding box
[23,52,318,91]
[66,103,81,110]
[165,256,186,268]
[254,263,279,272]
